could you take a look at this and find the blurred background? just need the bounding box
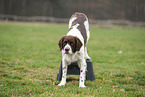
[0,0,145,25]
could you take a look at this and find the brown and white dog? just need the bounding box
[58,12,91,88]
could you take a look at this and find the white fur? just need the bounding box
[62,44,73,54]
[58,13,90,88]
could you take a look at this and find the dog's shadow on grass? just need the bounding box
[66,77,79,82]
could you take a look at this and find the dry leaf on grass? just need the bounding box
[118,51,123,54]
[112,85,118,88]
[120,89,125,91]
[21,83,26,85]
[113,89,115,92]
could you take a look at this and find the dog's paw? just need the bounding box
[58,83,65,86]
[79,85,86,88]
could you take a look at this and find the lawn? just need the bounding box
[0,21,145,97]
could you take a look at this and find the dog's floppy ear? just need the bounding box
[75,37,82,51]
[58,36,65,50]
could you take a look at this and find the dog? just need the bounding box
[58,12,91,88]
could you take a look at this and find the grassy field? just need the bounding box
[0,21,145,97]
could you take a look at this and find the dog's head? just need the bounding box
[58,36,82,54]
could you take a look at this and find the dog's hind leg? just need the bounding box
[84,30,91,60]
[78,59,87,88]
[84,47,91,60]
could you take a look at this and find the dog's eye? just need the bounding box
[64,41,67,44]
[70,42,73,45]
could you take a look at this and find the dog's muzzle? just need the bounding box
[64,48,70,54]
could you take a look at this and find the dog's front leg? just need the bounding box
[58,59,68,86]
[78,59,87,88]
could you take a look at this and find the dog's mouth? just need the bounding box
[64,51,70,54]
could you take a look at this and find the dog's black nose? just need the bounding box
[65,48,70,52]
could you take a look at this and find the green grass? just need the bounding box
[0,21,145,97]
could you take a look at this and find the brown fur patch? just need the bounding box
[70,12,87,45]
[58,36,82,53]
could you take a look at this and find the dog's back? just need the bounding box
[68,12,90,45]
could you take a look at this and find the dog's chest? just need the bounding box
[63,53,81,65]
